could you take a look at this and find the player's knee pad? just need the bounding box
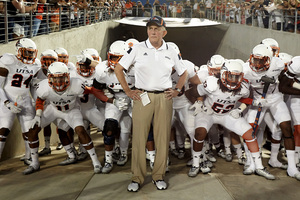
[103,119,119,145]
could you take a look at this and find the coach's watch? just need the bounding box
[174,88,181,93]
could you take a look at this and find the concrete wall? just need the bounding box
[0,20,120,160]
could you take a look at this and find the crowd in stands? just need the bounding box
[1,0,300,43]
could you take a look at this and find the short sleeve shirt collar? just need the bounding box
[145,39,167,51]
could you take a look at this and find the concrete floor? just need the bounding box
[0,129,299,200]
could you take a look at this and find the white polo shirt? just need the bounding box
[119,39,186,91]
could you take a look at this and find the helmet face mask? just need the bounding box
[220,60,244,90]
[48,62,70,93]
[77,63,95,77]
[249,44,272,73]
[41,49,58,70]
[16,39,38,64]
[55,48,69,65]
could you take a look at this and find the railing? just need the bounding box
[0,1,121,44]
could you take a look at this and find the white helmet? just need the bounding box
[249,44,273,72]
[220,60,244,90]
[167,42,180,55]
[54,47,69,65]
[125,38,139,49]
[76,54,95,77]
[278,53,293,69]
[287,56,300,75]
[261,38,280,56]
[47,62,70,92]
[107,40,127,70]
[16,38,38,64]
[207,55,225,77]
[82,48,101,62]
[40,49,58,70]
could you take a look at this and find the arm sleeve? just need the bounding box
[197,84,209,96]
[118,46,137,71]
[36,97,45,110]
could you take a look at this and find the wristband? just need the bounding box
[175,88,181,93]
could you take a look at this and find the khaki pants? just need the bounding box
[131,92,173,184]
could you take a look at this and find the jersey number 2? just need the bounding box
[211,103,234,114]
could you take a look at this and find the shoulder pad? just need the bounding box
[204,76,219,93]
[0,53,16,66]
[36,79,50,98]
[70,77,85,94]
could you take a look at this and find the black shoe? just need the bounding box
[56,143,63,150]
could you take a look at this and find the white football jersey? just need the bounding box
[197,76,250,116]
[0,53,41,102]
[196,65,209,83]
[95,61,134,99]
[172,59,196,109]
[73,70,97,110]
[243,57,284,103]
[36,77,85,112]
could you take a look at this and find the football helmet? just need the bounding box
[40,49,58,70]
[16,38,38,64]
[207,55,225,77]
[107,40,127,70]
[76,54,95,77]
[278,52,293,70]
[81,48,101,62]
[287,56,300,75]
[220,60,244,90]
[125,38,139,49]
[261,38,280,57]
[54,47,69,65]
[249,44,273,72]
[167,42,180,55]
[47,62,70,92]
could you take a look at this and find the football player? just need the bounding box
[185,60,275,180]
[0,38,41,163]
[23,62,114,175]
[243,44,300,180]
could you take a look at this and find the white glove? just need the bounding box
[4,101,22,113]
[229,108,243,119]
[113,97,129,111]
[252,98,268,107]
[104,89,114,98]
[30,115,41,128]
[189,100,203,116]
[202,104,214,115]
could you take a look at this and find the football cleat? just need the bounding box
[268,160,288,170]
[217,149,226,159]
[77,152,89,161]
[117,154,128,166]
[238,156,246,165]
[255,168,276,180]
[127,181,140,192]
[200,162,211,174]
[177,148,185,159]
[56,143,63,150]
[59,157,77,165]
[102,162,113,174]
[38,147,51,156]
[94,165,102,174]
[205,160,213,168]
[23,165,40,175]
[205,150,217,162]
[152,180,167,190]
[225,154,233,162]
[243,165,255,175]
[188,166,200,177]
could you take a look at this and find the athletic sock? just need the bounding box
[87,148,100,166]
[233,144,243,158]
[44,136,50,149]
[105,150,113,164]
[63,144,76,159]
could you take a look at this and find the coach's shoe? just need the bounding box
[94,165,102,174]
[127,181,140,192]
[238,156,246,165]
[117,154,128,166]
[255,168,276,180]
[268,160,288,170]
[59,157,77,166]
[188,166,200,177]
[39,147,51,156]
[152,180,167,190]
[23,165,40,175]
[77,152,89,161]
[24,158,32,166]
[243,165,255,175]
[225,154,233,162]
[200,162,211,174]
[177,148,185,159]
[102,162,113,174]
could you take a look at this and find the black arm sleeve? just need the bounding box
[278,71,300,95]
[92,79,107,90]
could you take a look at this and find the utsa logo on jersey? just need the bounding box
[16,68,34,74]
[216,99,236,104]
[52,99,71,105]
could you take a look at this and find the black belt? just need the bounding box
[137,88,166,94]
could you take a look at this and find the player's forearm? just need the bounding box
[115,63,131,94]
[175,70,188,91]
